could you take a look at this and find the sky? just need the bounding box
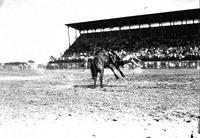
[0,0,198,64]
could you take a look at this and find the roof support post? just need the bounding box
[87,30,89,39]
[67,26,71,47]
[91,29,93,41]
[159,16,163,40]
[149,17,152,38]
[173,21,176,38]
[199,18,200,35]
[102,28,105,42]
[109,24,112,47]
[91,24,94,41]
[150,23,152,37]
[138,18,142,39]
[118,22,121,41]
[169,14,174,38]
[75,29,78,40]
[128,21,131,39]
[198,3,200,134]
[184,13,188,36]
[81,25,85,39]
[199,0,200,35]
[99,24,102,42]
[161,24,163,40]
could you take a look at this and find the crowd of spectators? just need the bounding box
[51,34,200,63]
[136,35,200,61]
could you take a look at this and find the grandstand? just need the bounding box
[48,8,200,69]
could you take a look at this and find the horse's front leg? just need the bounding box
[115,66,125,78]
[109,66,119,79]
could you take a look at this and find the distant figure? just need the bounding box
[83,56,89,69]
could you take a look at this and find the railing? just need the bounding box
[47,60,200,69]
[143,60,200,69]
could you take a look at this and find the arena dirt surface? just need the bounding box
[0,68,200,138]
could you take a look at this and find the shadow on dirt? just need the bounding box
[74,84,120,89]
[74,84,94,89]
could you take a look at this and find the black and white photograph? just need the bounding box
[0,0,200,138]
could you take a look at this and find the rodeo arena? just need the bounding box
[1,8,200,138]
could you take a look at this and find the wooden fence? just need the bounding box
[47,60,200,69]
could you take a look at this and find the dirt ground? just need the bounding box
[0,68,200,138]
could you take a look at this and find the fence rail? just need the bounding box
[47,60,200,70]
[143,60,200,69]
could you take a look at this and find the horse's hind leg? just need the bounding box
[99,70,104,88]
[92,71,98,88]
[91,63,97,88]
[93,76,97,88]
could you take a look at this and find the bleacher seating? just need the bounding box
[46,23,200,65]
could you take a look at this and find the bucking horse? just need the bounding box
[90,49,125,88]
[90,49,142,88]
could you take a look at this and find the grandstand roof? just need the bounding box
[66,8,200,31]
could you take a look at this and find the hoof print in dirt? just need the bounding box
[112,119,118,122]
[68,114,72,117]
[162,128,166,132]
[154,118,160,122]
[185,119,191,123]
[110,107,115,110]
